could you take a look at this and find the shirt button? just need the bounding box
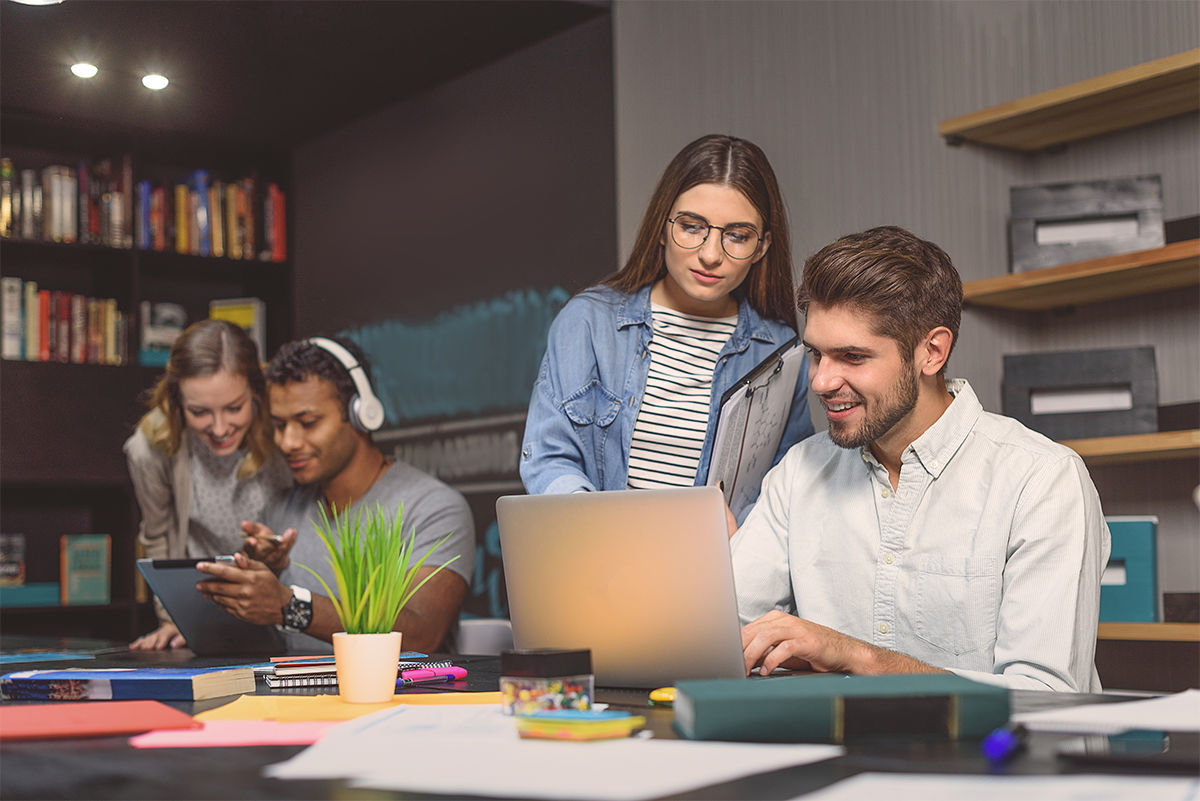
[884,553,894,564]
[879,623,889,634]
[931,460,939,469]
[881,488,891,498]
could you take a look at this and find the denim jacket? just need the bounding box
[520,285,814,508]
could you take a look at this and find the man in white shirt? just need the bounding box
[734,226,1110,691]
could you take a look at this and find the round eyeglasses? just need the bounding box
[667,214,763,260]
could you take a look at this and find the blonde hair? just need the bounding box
[138,319,275,479]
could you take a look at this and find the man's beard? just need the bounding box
[826,363,919,450]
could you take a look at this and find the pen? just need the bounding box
[397,668,468,688]
[981,721,1028,762]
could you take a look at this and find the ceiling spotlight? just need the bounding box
[9,0,65,5]
[142,74,169,91]
[70,63,98,79]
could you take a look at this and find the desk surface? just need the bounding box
[0,643,1190,800]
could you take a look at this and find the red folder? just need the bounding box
[0,699,200,741]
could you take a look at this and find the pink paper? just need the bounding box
[129,719,341,748]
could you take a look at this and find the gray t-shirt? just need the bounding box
[269,459,476,652]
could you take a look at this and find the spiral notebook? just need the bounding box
[264,660,454,689]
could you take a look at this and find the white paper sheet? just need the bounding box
[1012,688,1200,734]
[795,772,1199,801]
[265,705,843,801]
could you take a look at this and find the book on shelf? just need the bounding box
[673,674,1010,743]
[23,280,38,362]
[0,699,200,742]
[209,180,225,258]
[54,290,70,362]
[192,169,211,257]
[209,297,265,360]
[36,287,50,361]
[0,666,255,701]
[60,534,110,606]
[174,183,189,254]
[0,534,25,587]
[1,276,21,359]
[138,300,187,367]
[0,157,13,238]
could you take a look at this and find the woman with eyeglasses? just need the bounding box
[520,134,814,520]
[124,319,293,650]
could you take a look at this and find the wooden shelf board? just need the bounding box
[940,49,1200,151]
[1060,430,1200,466]
[1098,622,1200,642]
[962,240,1200,310]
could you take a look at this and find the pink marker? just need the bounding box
[397,666,468,686]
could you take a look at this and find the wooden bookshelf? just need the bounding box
[1098,622,1200,642]
[962,240,1199,310]
[1060,430,1200,466]
[940,49,1200,150]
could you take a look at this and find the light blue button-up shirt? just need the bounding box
[732,379,1110,692]
[520,285,814,507]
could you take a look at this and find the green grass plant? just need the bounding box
[298,503,460,634]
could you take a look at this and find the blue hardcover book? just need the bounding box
[135,179,151,250]
[0,667,254,701]
[191,170,210,256]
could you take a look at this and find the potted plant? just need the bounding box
[300,503,459,703]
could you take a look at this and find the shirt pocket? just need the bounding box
[914,555,997,656]
[561,380,622,428]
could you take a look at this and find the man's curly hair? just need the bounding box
[265,337,374,421]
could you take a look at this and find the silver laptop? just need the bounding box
[496,487,746,688]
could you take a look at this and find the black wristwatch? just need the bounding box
[278,585,313,633]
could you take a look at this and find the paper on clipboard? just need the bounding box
[705,338,805,520]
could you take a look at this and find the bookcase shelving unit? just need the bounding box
[0,110,293,642]
[940,48,1199,151]
[944,52,1200,692]
[961,242,1200,467]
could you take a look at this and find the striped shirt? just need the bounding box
[626,304,736,489]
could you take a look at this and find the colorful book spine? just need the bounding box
[192,170,210,257]
[174,184,189,254]
[23,280,38,361]
[37,289,50,362]
[1,276,22,359]
[70,294,86,364]
[0,158,13,238]
[60,534,110,606]
[0,667,255,701]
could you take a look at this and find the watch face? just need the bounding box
[283,593,313,631]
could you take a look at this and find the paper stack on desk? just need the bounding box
[264,704,843,801]
[1012,688,1200,734]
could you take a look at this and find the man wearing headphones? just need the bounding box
[195,337,476,654]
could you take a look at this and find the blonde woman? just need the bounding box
[125,319,292,649]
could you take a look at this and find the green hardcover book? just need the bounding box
[673,673,1009,743]
[60,535,110,606]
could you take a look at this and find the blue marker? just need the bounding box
[981,721,1028,762]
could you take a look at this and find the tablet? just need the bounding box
[136,558,286,656]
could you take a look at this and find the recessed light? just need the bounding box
[70,63,98,79]
[9,0,65,5]
[142,74,169,90]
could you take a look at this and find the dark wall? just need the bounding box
[291,15,617,336]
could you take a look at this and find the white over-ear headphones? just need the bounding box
[306,337,386,432]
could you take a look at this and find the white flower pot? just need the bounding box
[333,631,403,703]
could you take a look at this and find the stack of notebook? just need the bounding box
[262,655,454,689]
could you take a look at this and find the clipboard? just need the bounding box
[136,558,286,656]
[705,337,805,520]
